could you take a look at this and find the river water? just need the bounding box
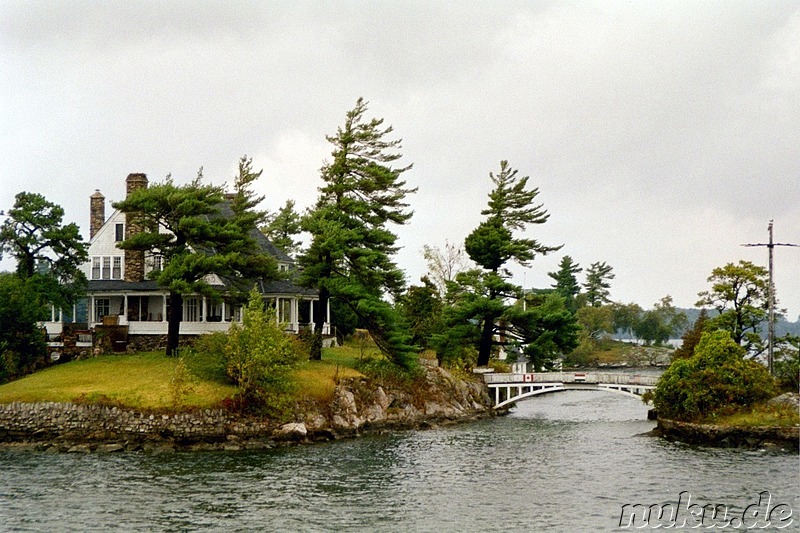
[1,391,797,532]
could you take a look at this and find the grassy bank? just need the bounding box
[0,345,368,411]
[705,401,800,428]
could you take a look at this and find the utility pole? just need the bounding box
[742,220,799,375]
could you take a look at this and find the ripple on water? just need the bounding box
[0,391,796,532]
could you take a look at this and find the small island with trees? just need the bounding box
[0,98,797,452]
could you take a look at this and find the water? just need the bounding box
[0,391,797,532]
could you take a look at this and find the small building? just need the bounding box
[43,173,328,354]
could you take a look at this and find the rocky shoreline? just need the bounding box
[0,366,500,453]
[652,393,800,451]
[655,418,799,451]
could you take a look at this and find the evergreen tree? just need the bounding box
[114,157,277,356]
[583,261,614,307]
[548,255,582,312]
[299,98,417,367]
[443,160,562,368]
[261,199,302,258]
[399,276,444,350]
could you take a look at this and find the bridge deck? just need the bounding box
[483,372,658,408]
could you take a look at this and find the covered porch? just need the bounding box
[83,292,329,336]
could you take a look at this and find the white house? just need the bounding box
[44,173,328,353]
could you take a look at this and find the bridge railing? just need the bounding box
[483,372,659,386]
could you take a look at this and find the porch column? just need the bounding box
[90,296,95,324]
[326,299,331,335]
[162,295,167,322]
[292,298,298,333]
[202,297,207,322]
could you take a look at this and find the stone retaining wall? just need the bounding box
[0,402,272,444]
[0,367,496,452]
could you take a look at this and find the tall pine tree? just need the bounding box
[299,98,417,367]
[548,255,582,312]
[584,261,615,307]
[444,161,564,368]
[261,199,302,258]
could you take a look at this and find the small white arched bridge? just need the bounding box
[482,372,659,408]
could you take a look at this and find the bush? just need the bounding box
[651,330,776,421]
[223,291,303,413]
[187,332,229,382]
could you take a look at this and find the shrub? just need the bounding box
[169,357,195,408]
[651,330,776,421]
[223,291,302,413]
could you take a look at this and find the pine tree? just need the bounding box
[299,98,417,367]
[261,199,302,258]
[584,261,615,307]
[444,160,564,368]
[114,157,277,356]
[548,255,582,312]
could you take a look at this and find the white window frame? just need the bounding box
[94,298,110,322]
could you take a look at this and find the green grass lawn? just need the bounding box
[0,344,373,411]
[708,401,800,428]
[0,352,238,410]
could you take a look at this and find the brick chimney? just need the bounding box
[124,173,148,282]
[89,189,105,239]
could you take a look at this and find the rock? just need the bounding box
[364,403,386,423]
[374,387,390,411]
[424,402,450,417]
[304,413,328,430]
[66,444,92,453]
[96,443,125,453]
[769,393,800,410]
[272,422,308,441]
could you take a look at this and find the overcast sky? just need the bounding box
[2,1,798,320]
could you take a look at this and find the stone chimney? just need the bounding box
[124,173,148,282]
[90,190,105,239]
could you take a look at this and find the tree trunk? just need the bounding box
[167,291,183,356]
[476,313,494,367]
[310,287,329,360]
